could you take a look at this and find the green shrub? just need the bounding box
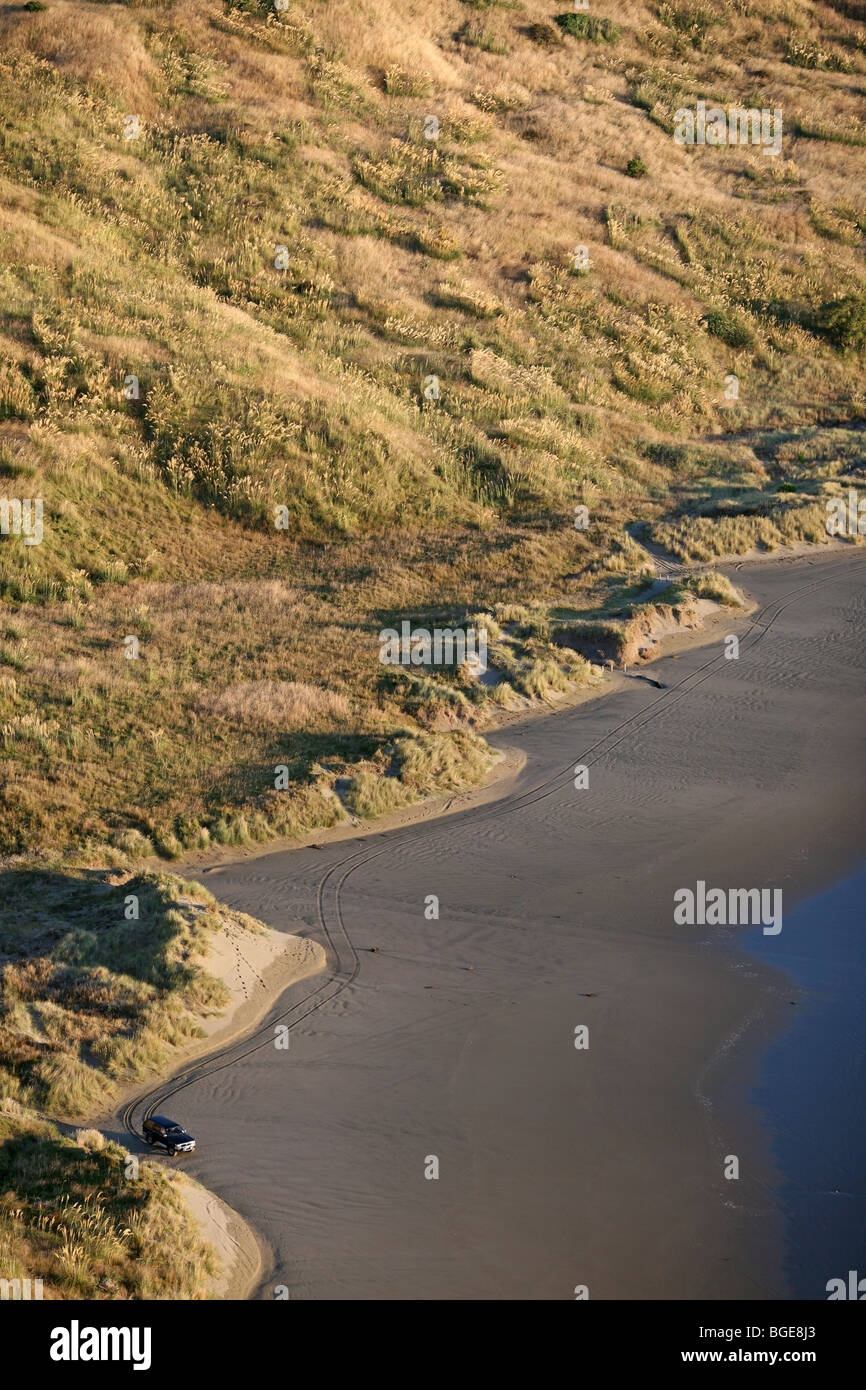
[703,308,754,349]
[813,294,866,351]
[555,13,620,43]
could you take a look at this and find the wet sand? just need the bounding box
[145,549,864,1299]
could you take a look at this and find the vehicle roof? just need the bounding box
[148,1115,178,1126]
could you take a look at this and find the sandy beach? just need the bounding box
[116,548,865,1299]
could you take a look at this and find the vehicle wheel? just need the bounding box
[145,1134,154,1144]
[167,1147,176,1157]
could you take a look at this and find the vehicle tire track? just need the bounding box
[120,556,865,1149]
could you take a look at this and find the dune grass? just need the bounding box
[0,1102,218,1299]
[343,730,492,816]
[0,1,862,1302]
[0,0,862,861]
[0,868,267,1116]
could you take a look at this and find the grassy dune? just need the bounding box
[0,0,863,862]
[0,866,284,1301]
[0,868,263,1116]
[0,0,863,1301]
[0,1103,218,1298]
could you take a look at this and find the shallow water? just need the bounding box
[745,866,866,1300]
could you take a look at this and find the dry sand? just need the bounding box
[173,1173,265,1300]
[120,547,865,1299]
[95,921,326,1127]
[195,913,324,1041]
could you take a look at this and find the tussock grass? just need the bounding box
[0,1104,218,1299]
[555,13,620,44]
[682,570,741,606]
[344,731,492,817]
[0,0,862,860]
[0,869,265,1116]
[549,568,742,665]
[649,497,837,561]
[199,681,351,730]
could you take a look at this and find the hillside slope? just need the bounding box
[0,0,864,859]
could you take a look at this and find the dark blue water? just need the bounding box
[744,866,866,1300]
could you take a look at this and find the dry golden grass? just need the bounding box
[0,3,159,111]
[0,0,862,860]
[199,680,351,728]
[0,1103,218,1299]
[0,868,260,1116]
[0,2,862,1306]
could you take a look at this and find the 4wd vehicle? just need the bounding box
[142,1116,196,1156]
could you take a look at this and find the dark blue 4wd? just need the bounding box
[142,1115,196,1156]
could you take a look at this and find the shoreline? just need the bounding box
[738,862,866,1299]
[129,532,859,896]
[86,926,325,1301]
[83,924,327,1134]
[78,544,865,1298]
[157,573,761,882]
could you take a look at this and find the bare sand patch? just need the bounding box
[195,912,325,1041]
[174,1173,264,1301]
